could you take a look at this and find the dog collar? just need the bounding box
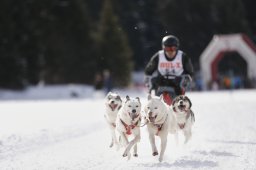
[120,118,140,135]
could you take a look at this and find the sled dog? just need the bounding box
[144,94,173,162]
[171,95,195,144]
[115,95,142,159]
[104,92,123,148]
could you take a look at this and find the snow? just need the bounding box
[0,86,256,170]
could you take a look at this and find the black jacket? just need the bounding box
[145,50,194,94]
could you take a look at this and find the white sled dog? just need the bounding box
[115,95,142,159]
[171,95,195,144]
[104,92,123,148]
[144,94,173,162]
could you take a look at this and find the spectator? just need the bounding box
[94,73,103,90]
[103,69,113,93]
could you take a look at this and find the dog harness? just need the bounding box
[154,114,168,136]
[120,118,140,135]
[172,108,191,129]
[155,124,164,136]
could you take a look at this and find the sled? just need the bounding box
[151,74,191,106]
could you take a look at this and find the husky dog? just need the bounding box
[171,95,195,144]
[115,95,142,159]
[144,94,173,162]
[104,92,123,148]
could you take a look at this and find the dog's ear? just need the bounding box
[106,92,112,100]
[159,94,164,101]
[147,94,152,100]
[108,91,113,95]
[125,95,130,103]
[136,97,141,103]
[185,96,192,108]
[172,104,175,111]
[126,95,130,100]
[117,95,122,102]
[172,96,177,106]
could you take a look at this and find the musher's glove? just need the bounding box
[144,76,150,88]
[180,75,192,89]
[144,76,152,91]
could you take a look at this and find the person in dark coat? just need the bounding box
[144,35,194,97]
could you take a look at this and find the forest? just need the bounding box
[0,0,255,89]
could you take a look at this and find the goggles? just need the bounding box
[164,46,177,52]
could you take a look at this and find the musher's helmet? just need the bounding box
[162,35,179,49]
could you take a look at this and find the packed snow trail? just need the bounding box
[0,90,256,169]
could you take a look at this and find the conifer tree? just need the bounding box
[42,0,95,84]
[96,0,133,87]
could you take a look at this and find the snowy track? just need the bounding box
[0,90,256,169]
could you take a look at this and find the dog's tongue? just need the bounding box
[149,117,154,122]
[178,123,185,129]
[149,115,156,123]
[109,104,118,111]
[178,105,186,111]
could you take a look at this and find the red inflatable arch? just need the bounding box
[200,34,256,90]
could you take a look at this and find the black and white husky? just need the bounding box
[104,92,123,148]
[171,95,195,144]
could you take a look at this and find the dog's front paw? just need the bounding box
[133,153,138,157]
[184,136,191,144]
[128,153,131,160]
[158,156,163,162]
[152,151,158,156]
[123,152,131,160]
[115,144,120,151]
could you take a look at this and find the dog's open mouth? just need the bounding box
[109,103,118,111]
[148,115,157,123]
[178,104,186,111]
[129,113,139,121]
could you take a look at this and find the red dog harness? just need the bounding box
[173,108,190,129]
[154,114,168,136]
[120,118,140,135]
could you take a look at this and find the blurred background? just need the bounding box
[0,0,256,98]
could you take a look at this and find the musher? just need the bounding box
[144,35,194,104]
